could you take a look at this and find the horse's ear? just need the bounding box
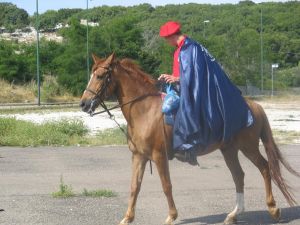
[92,53,101,63]
[105,52,115,65]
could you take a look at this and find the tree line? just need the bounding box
[0,1,299,95]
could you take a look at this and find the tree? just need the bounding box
[0,41,34,83]
[54,18,87,95]
[0,3,29,30]
[1,1,300,93]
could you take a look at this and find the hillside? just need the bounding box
[0,1,299,97]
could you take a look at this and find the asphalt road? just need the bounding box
[0,145,299,225]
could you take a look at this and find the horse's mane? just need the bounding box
[119,58,157,89]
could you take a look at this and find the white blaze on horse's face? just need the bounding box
[80,53,116,113]
[84,71,96,96]
[87,66,109,97]
[80,65,111,114]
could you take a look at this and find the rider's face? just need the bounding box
[164,35,178,47]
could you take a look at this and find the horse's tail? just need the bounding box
[260,107,300,206]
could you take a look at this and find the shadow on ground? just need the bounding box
[177,206,300,225]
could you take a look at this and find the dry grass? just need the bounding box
[0,79,77,104]
[273,129,300,145]
[0,79,36,103]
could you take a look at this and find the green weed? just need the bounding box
[90,126,127,146]
[52,176,75,198]
[82,188,117,198]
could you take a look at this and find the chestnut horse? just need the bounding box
[80,53,299,225]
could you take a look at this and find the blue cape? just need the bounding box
[173,37,253,150]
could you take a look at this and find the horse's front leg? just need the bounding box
[154,152,178,225]
[119,153,147,225]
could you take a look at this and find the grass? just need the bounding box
[88,126,127,146]
[1,116,298,146]
[52,176,75,198]
[0,78,77,104]
[82,188,117,198]
[52,176,117,198]
[273,129,300,144]
[0,79,36,103]
[0,117,89,146]
[0,117,127,147]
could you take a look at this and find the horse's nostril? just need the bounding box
[79,101,85,108]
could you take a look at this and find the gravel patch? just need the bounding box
[0,101,299,136]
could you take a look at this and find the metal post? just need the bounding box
[86,0,90,83]
[36,0,41,105]
[271,66,274,97]
[260,8,264,93]
[203,22,205,39]
[271,64,278,97]
[203,20,210,39]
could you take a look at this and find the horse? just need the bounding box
[80,53,299,225]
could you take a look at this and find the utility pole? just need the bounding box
[260,8,264,93]
[36,0,41,105]
[86,0,90,83]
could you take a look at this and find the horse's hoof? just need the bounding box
[269,207,281,221]
[223,215,237,225]
[119,222,129,225]
[163,215,176,225]
[119,217,132,225]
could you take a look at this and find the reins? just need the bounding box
[86,64,159,175]
[90,93,160,117]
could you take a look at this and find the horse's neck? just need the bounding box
[114,66,158,121]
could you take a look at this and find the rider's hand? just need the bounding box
[158,74,169,81]
[158,74,179,83]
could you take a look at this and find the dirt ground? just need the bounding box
[0,145,299,225]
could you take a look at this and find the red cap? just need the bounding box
[159,21,181,37]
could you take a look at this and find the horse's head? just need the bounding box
[80,53,117,114]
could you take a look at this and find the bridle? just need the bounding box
[85,65,114,117]
[84,64,160,118]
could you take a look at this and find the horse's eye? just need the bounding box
[97,75,104,80]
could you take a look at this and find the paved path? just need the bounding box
[0,145,299,225]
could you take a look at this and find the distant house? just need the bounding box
[80,19,99,27]
[0,26,63,43]
[54,23,69,30]
[0,27,6,33]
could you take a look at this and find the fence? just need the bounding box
[238,86,300,97]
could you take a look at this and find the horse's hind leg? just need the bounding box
[240,145,281,221]
[220,147,245,225]
[119,153,148,225]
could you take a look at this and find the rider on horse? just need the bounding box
[159,21,253,166]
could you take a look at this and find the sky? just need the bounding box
[2,0,291,15]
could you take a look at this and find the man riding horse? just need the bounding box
[158,21,253,165]
[80,21,299,225]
